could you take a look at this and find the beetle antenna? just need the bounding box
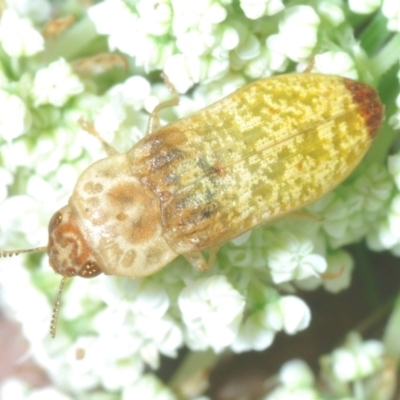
[50,276,67,339]
[0,247,47,257]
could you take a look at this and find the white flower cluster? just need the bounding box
[328,333,384,383]
[388,68,400,131]
[367,151,400,255]
[264,334,388,399]
[0,0,398,399]
[88,1,321,92]
[349,0,400,33]
[264,359,321,400]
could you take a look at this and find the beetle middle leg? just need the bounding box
[183,247,219,272]
[78,117,119,156]
[146,72,180,135]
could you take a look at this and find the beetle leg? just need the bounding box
[302,58,315,73]
[146,72,180,135]
[290,210,322,221]
[78,117,119,156]
[183,247,219,272]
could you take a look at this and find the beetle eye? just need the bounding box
[49,211,63,232]
[78,260,102,278]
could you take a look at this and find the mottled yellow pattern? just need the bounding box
[128,74,382,254]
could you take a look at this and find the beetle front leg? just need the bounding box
[78,117,119,156]
[146,72,180,135]
[184,247,219,272]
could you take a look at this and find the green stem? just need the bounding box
[370,33,400,78]
[352,243,379,309]
[358,11,392,56]
[383,293,400,361]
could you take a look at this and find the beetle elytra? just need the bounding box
[0,73,384,336]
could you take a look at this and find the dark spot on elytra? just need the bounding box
[197,157,211,171]
[342,78,384,138]
[177,201,219,226]
[210,162,226,177]
[163,173,180,184]
[150,148,184,170]
[174,197,189,210]
[205,188,214,202]
[159,191,172,202]
[146,134,163,151]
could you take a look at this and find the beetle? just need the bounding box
[0,73,384,336]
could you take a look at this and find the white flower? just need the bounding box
[267,232,327,284]
[265,387,320,400]
[231,310,275,352]
[164,53,229,93]
[321,251,354,293]
[99,278,170,318]
[0,379,73,400]
[268,295,311,335]
[0,167,12,204]
[32,58,84,107]
[295,250,354,293]
[122,374,176,400]
[348,0,382,14]
[279,359,315,387]
[171,0,228,35]
[0,379,28,400]
[240,0,284,20]
[26,388,72,400]
[388,153,400,189]
[163,54,199,93]
[0,9,44,57]
[352,165,393,213]
[92,75,151,151]
[6,0,52,24]
[231,230,252,246]
[233,27,260,61]
[178,275,245,352]
[382,0,400,32]
[330,333,384,382]
[310,51,358,80]
[89,0,174,71]
[0,90,31,141]
[316,1,345,26]
[0,195,45,247]
[53,334,144,392]
[88,277,183,368]
[0,257,51,343]
[265,361,319,400]
[389,92,400,129]
[372,198,400,250]
[266,6,320,62]
[88,0,138,41]
[136,0,172,36]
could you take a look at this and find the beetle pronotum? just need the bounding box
[0,73,384,337]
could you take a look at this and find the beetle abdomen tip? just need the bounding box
[343,78,384,139]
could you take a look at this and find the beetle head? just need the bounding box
[47,205,102,278]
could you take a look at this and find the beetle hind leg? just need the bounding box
[78,117,119,156]
[184,247,219,272]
